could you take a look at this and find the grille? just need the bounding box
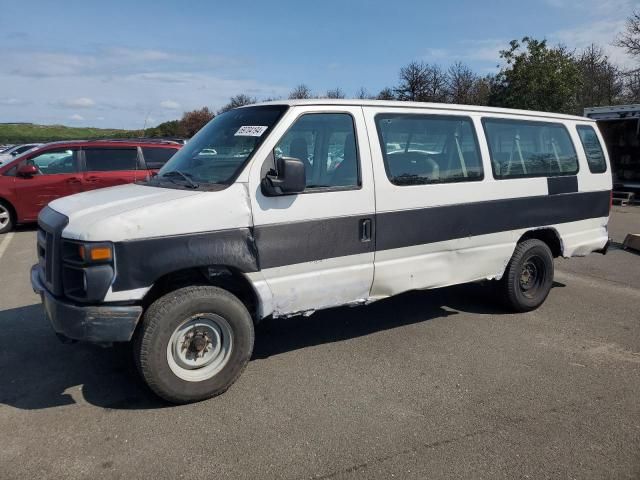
[36,207,69,296]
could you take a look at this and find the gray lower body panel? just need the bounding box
[31,265,142,343]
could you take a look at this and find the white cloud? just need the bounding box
[550,19,633,67]
[160,100,181,109]
[64,97,96,108]
[423,48,449,61]
[0,45,288,128]
[69,114,84,121]
[0,98,27,106]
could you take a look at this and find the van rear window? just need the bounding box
[576,125,607,173]
[375,114,483,186]
[483,118,578,179]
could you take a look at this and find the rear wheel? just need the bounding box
[501,239,554,312]
[134,286,254,404]
[0,201,14,234]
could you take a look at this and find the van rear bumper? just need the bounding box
[31,265,142,343]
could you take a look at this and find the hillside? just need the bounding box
[0,123,141,143]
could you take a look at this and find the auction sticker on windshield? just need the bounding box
[235,125,268,137]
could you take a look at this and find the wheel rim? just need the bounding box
[0,205,9,228]
[519,255,546,299]
[166,313,233,382]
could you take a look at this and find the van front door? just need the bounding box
[250,106,376,316]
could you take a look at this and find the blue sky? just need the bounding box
[1,0,638,129]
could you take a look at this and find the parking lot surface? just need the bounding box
[0,207,639,479]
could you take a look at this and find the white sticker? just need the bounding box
[235,125,268,137]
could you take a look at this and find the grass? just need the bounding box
[0,123,142,143]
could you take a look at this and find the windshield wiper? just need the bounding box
[161,170,199,189]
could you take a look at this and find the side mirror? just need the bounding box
[17,164,38,177]
[261,157,306,196]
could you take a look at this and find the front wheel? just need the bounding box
[134,286,254,404]
[501,239,554,312]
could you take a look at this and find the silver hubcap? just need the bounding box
[0,205,9,227]
[167,314,233,382]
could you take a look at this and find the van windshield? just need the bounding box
[153,105,287,189]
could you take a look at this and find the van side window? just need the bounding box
[27,149,79,175]
[142,147,176,169]
[375,114,483,185]
[576,125,607,173]
[483,119,578,179]
[84,148,138,172]
[274,113,359,189]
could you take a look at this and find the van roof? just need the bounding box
[249,99,591,122]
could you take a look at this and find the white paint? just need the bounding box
[259,253,374,316]
[103,286,150,302]
[53,183,253,242]
[0,232,15,261]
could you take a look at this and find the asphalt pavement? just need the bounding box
[0,207,638,479]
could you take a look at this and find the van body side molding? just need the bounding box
[112,228,259,292]
[376,190,609,251]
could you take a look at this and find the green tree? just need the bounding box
[145,119,184,138]
[489,37,582,114]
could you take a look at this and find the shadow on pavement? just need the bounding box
[0,282,511,411]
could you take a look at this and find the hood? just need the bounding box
[50,183,253,242]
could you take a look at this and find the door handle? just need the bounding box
[359,218,372,242]
[86,176,100,182]
[66,177,81,184]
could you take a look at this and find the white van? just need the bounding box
[31,100,612,403]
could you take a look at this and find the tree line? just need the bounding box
[143,11,640,138]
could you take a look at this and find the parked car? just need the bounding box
[30,100,611,403]
[0,139,181,233]
[0,143,42,166]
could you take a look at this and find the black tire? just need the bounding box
[0,200,14,234]
[501,239,554,312]
[133,286,254,404]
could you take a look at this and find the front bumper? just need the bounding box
[31,265,143,343]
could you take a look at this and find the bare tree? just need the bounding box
[616,10,640,61]
[377,87,396,100]
[217,94,257,114]
[288,84,313,99]
[325,87,346,99]
[395,61,429,100]
[577,44,622,109]
[355,87,374,99]
[446,62,477,104]
[395,61,448,102]
[469,75,493,106]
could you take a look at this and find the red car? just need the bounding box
[0,139,181,233]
